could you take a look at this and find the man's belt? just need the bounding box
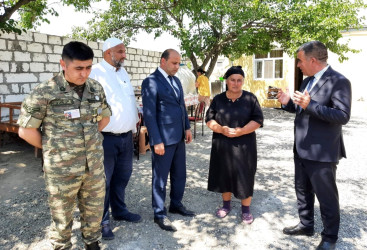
[101,131,131,136]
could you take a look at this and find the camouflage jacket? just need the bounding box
[18,72,112,176]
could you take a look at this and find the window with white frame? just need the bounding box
[254,50,283,79]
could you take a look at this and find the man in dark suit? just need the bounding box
[142,49,195,232]
[277,41,352,250]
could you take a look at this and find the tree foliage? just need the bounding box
[0,0,98,35]
[74,0,366,77]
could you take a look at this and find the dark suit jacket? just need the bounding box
[283,66,352,162]
[142,68,190,146]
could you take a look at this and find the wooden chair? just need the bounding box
[188,101,206,139]
[139,126,150,155]
[0,102,22,146]
[133,112,150,160]
[0,102,22,134]
[0,102,41,158]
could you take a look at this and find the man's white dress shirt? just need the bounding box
[304,65,330,93]
[90,60,138,133]
[158,67,180,97]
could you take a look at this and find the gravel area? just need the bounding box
[0,105,366,250]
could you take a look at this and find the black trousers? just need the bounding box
[294,154,340,243]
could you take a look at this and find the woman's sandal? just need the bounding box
[216,207,231,218]
[242,212,254,224]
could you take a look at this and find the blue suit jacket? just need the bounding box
[283,66,352,162]
[142,68,190,146]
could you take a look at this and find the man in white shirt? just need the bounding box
[89,38,140,240]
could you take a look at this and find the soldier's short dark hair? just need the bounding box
[62,41,94,61]
[297,41,328,63]
[161,49,179,60]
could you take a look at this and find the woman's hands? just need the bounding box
[207,120,261,138]
[221,126,244,137]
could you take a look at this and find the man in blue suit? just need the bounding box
[277,41,352,250]
[142,49,195,232]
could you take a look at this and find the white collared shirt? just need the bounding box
[158,67,179,97]
[306,65,330,92]
[90,60,138,133]
[158,66,171,83]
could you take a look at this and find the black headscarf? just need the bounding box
[223,66,245,79]
[197,68,206,74]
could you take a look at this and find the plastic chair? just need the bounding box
[188,101,206,139]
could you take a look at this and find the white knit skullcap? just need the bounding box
[102,38,123,52]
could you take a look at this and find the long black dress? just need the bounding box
[205,90,264,199]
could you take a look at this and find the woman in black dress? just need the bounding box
[205,66,263,224]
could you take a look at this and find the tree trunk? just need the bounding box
[188,51,220,79]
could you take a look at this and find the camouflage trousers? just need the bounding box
[44,166,105,250]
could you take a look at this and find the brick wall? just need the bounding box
[0,31,162,105]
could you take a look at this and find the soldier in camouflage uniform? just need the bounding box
[18,41,111,250]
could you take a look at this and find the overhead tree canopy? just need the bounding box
[73,0,366,77]
[0,0,99,35]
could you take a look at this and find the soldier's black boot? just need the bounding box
[85,241,101,250]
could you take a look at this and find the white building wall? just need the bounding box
[328,30,367,102]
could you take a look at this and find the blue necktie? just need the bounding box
[306,76,315,92]
[168,76,180,98]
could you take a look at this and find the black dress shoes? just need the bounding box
[113,212,142,223]
[316,240,336,250]
[169,205,196,217]
[154,217,177,232]
[101,224,115,240]
[283,223,314,236]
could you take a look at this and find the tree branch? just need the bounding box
[206,52,219,78]
[0,0,36,23]
[189,52,199,70]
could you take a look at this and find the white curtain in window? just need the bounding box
[264,60,273,79]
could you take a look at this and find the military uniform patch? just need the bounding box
[51,99,74,106]
[23,103,40,114]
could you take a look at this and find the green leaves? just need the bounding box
[3,0,364,76]
[137,0,362,73]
